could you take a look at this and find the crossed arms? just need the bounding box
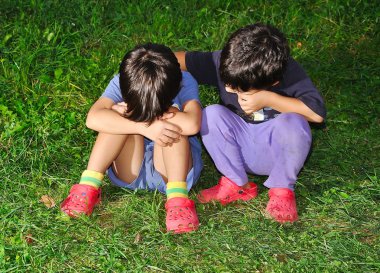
[86,97,201,147]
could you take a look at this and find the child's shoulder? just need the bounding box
[101,73,123,103]
[181,71,198,88]
[174,71,200,106]
[181,70,195,81]
[281,57,310,86]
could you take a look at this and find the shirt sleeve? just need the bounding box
[185,51,219,87]
[276,59,327,120]
[101,74,123,103]
[172,71,201,110]
[286,78,326,120]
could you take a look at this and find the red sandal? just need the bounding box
[266,188,298,223]
[61,184,101,217]
[197,176,258,205]
[165,197,199,234]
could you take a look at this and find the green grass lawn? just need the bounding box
[1,0,379,272]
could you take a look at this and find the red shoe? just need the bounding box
[165,197,199,234]
[266,188,298,223]
[197,176,258,205]
[61,184,101,217]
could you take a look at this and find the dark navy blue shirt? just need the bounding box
[186,50,326,124]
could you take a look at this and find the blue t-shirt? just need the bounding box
[186,51,326,124]
[101,71,200,110]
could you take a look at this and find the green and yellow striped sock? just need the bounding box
[166,181,188,200]
[79,170,104,189]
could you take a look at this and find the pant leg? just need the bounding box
[257,113,312,190]
[200,105,257,186]
[201,105,312,190]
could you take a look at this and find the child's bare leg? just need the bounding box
[87,133,131,173]
[78,132,136,188]
[154,136,199,233]
[111,134,145,183]
[153,135,192,183]
[61,133,144,217]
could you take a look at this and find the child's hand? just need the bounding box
[160,106,179,120]
[142,119,182,147]
[238,91,271,115]
[111,102,128,116]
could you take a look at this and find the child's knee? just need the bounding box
[111,164,139,184]
[201,105,232,135]
[276,113,310,132]
[274,113,312,146]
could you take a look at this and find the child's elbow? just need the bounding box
[85,114,96,130]
[187,120,201,135]
[312,114,324,123]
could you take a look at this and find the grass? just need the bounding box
[1,0,379,272]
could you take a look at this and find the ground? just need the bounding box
[0,0,379,272]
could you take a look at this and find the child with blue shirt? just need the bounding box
[61,43,203,233]
[175,23,326,223]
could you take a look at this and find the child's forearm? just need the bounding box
[165,111,201,136]
[86,98,183,146]
[162,102,202,136]
[239,90,324,123]
[267,92,324,123]
[86,107,144,135]
[174,51,187,71]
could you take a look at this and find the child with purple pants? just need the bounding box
[175,23,326,223]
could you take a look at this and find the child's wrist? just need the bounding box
[136,122,148,136]
[265,91,276,109]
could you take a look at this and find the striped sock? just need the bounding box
[79,170,104,189]
[166,181,188,200]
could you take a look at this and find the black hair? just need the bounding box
[220,23,290,91]
[119,43,182,124]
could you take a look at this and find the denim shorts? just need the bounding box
[107,136,203,193]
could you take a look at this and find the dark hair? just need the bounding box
[119,43,182,124]
[220,23,290,91]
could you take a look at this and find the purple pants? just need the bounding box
[200,105,312,190]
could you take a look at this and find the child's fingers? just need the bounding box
[111,104,127,115]
[160,112,175,120]
[163,128,181,140]
[241,107,254,115]
[158,135,174,146]
[155,139,167,147]
[156,134,178,147]
[165,122,182,134]
[155,129,181,147]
